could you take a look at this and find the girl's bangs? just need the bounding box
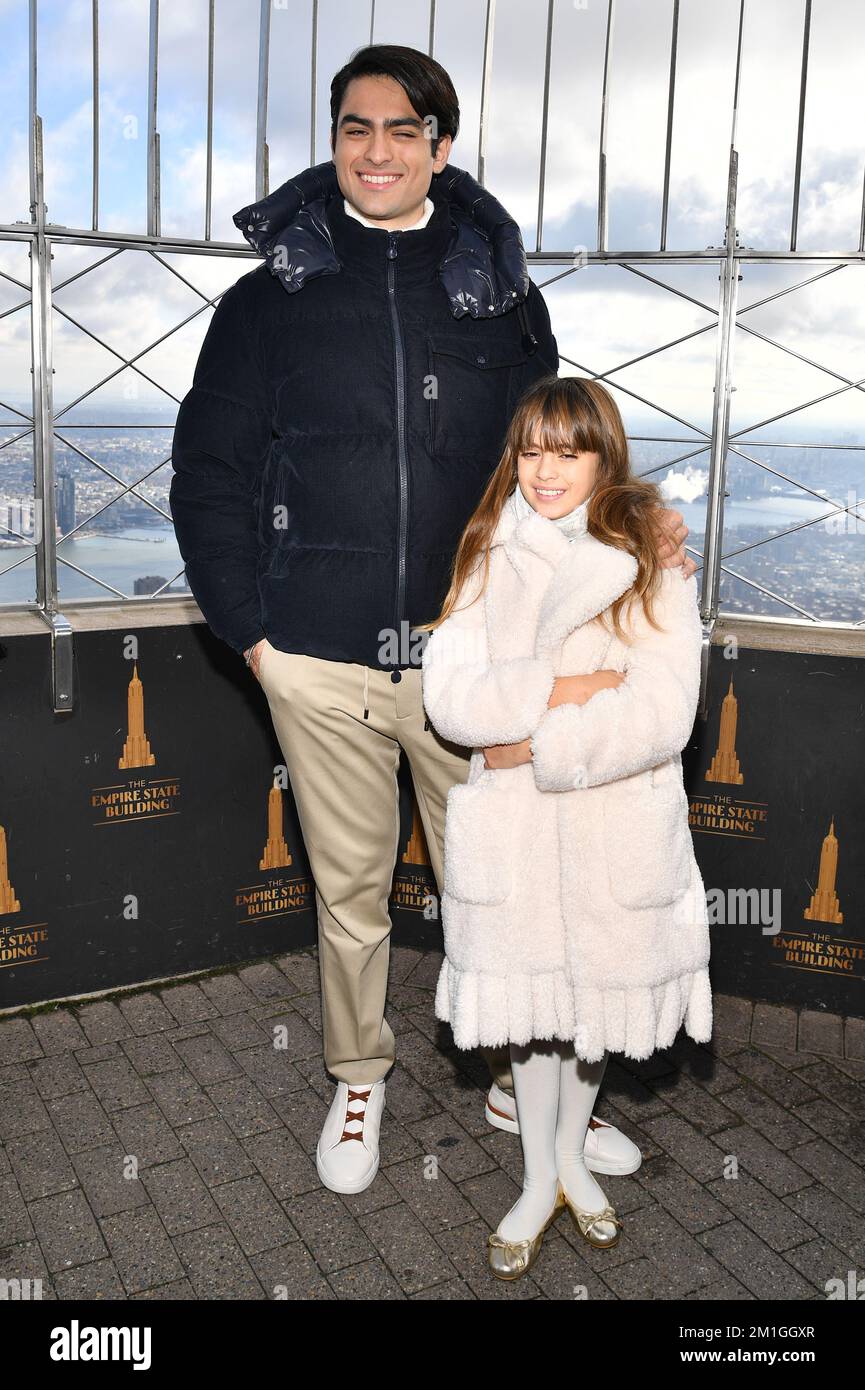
[513,394,604,458]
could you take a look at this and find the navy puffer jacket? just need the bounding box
[169,161,559,671]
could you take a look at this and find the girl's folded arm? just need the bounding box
[529,569,702,792]
[420,563,558,748]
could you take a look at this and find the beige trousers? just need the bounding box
[257,643,513,1091]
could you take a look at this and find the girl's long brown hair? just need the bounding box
[415,374,669,643]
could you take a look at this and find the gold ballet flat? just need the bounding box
[487,1182,566,1280]
[561,1186,622,1248]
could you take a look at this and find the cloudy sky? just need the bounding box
[1,0,864,444]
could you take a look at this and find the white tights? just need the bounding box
[497,1039,610,1243]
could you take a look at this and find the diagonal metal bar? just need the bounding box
[635,443,712,478]
[0,547,38,580]
[536,257,849,325]
[51,444,174,535]
[727,441,855,511]
[0,418,35,438]
[728,370,865,441]
[49,283,234,421]
[558,351,710,437]
[621,262,720,316]
[54,550,129,600]
[721,507,856,563]
[718,560,819,621]
[52,248,127,295]
[736,262,846,315]
[575,320,719,388]
[138,565,188,599]
[0,268,32,295]
[735,318,865,400]
[146,248,228,304]
[0,294,33,321]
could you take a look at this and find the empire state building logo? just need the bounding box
[259,783,292,870]
[0,824,20,915]
[705,676,744,784]
[803,818,844,925]
[118,663,156,769]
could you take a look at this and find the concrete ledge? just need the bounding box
[712,614,865,657]
[1,596,203,636]
[4,601,864,656]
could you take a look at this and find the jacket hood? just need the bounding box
[233,161,531,320]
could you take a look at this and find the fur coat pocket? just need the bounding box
[443,776,518,906]
[601,776,693,910]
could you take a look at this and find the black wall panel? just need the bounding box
[1,625,862,1019]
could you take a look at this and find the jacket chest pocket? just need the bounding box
[427,334,529,455]
[601,779,693,911]
[443,776,518,906]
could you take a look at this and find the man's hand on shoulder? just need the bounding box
[652,505,698,580]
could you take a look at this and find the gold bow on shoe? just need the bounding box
[561,1191,622,1249]
[487,1183,566,1280]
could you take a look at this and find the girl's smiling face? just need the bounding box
[517,431,600,518]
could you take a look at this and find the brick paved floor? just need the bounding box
[1,946,862,1300]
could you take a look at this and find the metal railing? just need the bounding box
[2,0,864,714]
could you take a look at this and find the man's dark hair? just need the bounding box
[330,44,460,155]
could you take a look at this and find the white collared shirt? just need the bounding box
[343,195,435,231]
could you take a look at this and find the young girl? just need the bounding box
[418,375,712,1280]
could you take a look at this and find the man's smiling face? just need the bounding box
[331,73,452,230]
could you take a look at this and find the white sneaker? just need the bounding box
[485,1083,642,1175]
[316,1080,385,1194]
[485,1081,520,1134]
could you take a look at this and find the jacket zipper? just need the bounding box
[386,231,409,672]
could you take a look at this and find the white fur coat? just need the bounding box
[420,501,713,1062]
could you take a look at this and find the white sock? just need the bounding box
[555,1043,610,1213]
[498,1040,562,1242]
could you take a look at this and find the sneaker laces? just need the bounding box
[339,1084,373,1143]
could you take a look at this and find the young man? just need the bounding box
[170,44,695,1195]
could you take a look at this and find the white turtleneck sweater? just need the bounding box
[509,482,590,541]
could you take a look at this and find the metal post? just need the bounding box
[146,0,160,237]
[91,0,99,231]
[205,0,214,240]
[697,147,740,715]
[597,0,615,253]
[477,0,496,186]
[256,0,271,202]
[310,0,318,168]
[535,0,555,253]
[30,115,74,712]
[659,0,679,252]
[790,0,811,253]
